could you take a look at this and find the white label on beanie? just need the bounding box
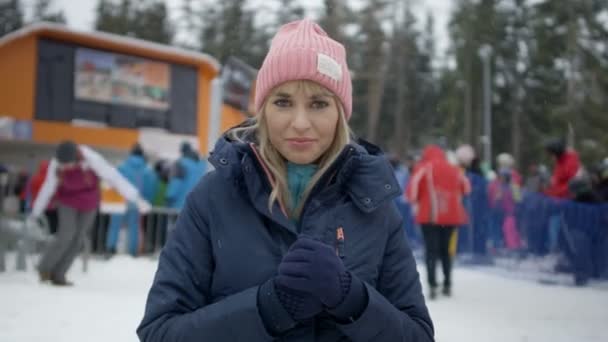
[317,53,342,81]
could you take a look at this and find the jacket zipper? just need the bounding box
[297,146,355,233]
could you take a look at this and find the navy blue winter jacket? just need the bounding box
[137,134,434,341]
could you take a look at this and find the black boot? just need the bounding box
[38,271,51,282]
[51,277,74,287]
[429,287,437,300]
[442,285,451,297]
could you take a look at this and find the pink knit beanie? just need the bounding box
[254,19,353,120]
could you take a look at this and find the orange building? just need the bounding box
[0,23,246,160]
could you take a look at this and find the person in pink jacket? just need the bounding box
[31,141,150,286]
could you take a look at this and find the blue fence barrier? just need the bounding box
[401,188,608,281]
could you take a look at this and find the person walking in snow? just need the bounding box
[31,141,151,286]
[407,145,471,299]
[138,19,433,341]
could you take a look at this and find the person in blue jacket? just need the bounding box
[138,19,433,342]
[165,142,207,209]
[106,144,157,257]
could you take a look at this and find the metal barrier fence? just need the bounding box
[454,191,608,257]
[0,213,50,272]
[397,186,608,283]
[1,203,180,272]
[143,207,181,256]
[90,206,181,259]
[0,167,182,271]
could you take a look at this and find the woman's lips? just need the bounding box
[286,138,316,149]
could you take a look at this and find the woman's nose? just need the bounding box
[291,107,312,131]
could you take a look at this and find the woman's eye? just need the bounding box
[311,100,329,109]
[273,99,291,107]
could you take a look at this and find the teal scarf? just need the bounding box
[287,162,318,221]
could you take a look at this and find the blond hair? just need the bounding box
[229,80,351,219]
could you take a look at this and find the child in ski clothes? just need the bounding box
[488,169,522,250]
[138,19,433,342]
[31,141,150,286]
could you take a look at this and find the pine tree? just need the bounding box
[199,0,269,67]
[437,0,608,167]
[356,0,390,143]
[95,0,132,36]
[526,0,608,164]
[32,0,66,24]
[318,0,353,44]
[383,2,439,155]
[0,0,23,37]
[95,0,172,44]
[133,1,173,44]
[438,0,507,165]
[275,0,305,25]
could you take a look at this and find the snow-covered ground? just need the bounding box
[1,255,607,342]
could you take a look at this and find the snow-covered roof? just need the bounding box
[0,22,220,72]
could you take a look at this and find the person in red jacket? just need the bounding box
[407,145,471,299]
[28,160,58,234]
[544,139,581,199]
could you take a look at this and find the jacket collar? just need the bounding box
[341,141,401,213]
[208,130,400,215]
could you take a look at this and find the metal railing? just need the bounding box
[90,206,181,261]
[0,213,50,272]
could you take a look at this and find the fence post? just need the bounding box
[155,211,162,254]
[96,214,105,255]
[16,240,27,271]
[0,239,6,272]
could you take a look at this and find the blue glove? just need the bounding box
[276,237,351,308]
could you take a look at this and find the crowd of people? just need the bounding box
[0,140,208,285]
[390,137,608,292]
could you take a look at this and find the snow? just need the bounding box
[1,254,607,342]
[0,255,157,342]
[426,266,608,342]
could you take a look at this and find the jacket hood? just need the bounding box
[208,122,400,214]
[421,145,445,162]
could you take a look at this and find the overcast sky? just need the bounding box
[21,0,453,63]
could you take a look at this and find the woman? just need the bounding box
[32,140,150,286]
[138,19,433,341]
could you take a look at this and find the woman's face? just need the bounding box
[264,81,340,165]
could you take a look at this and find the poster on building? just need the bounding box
[74,48,170,110]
